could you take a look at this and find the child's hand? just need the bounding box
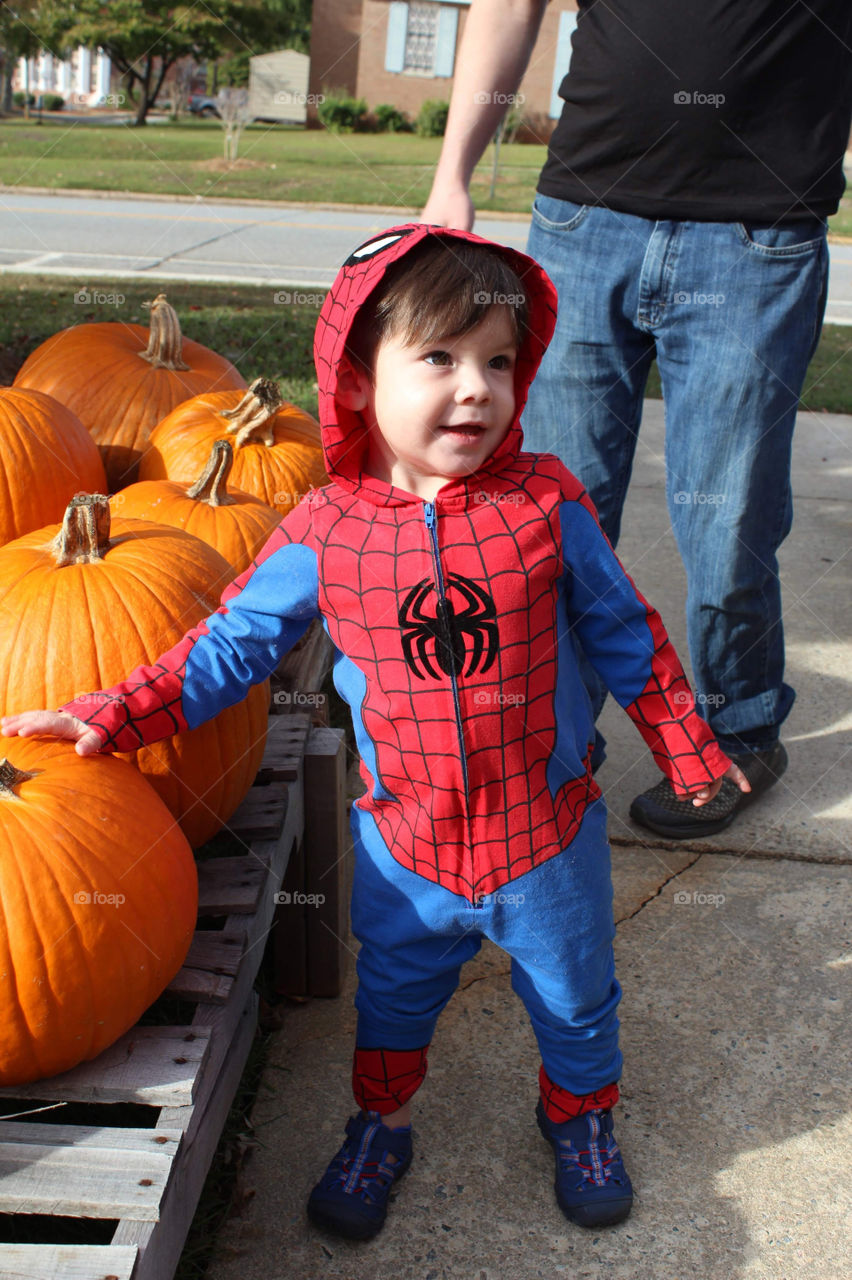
[1,711,103,757]
[690,762,751,807]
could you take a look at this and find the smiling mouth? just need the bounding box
[439,423,487,436]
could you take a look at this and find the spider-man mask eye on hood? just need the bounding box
[313,223,558,507]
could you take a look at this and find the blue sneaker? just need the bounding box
[307,1111,413,1239]
[536,1100,633,1227]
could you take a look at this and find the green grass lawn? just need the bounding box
[2,117,851,235]
[0,116,544,212]
[4,271,852,415]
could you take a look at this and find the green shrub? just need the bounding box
[13,92,35,108]
[42,93,65,112]
[317,88,368,133]
[374,103,407,133]
[219,51,251,88]
[416,99,449,137]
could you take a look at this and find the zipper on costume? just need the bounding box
[423,500,472,821]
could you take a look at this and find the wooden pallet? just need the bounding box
[0,709,345,1280]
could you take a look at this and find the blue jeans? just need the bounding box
[524,196,828,757]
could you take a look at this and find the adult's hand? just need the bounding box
[421,184,476,231]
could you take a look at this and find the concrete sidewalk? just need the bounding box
[206,403,851,1280]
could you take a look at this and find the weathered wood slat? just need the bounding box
[0,1027,210,1106]
[0,1122,181,1150]
[225,787,287,840]
[0,1244,138,1280]
[0,1132,180,1219]
[164,967,233,1004]
[255,713,312,783]
[114,992,258,1280]
[179,926,246,976]
[196,856,267,915]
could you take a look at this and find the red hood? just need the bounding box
[313,223,558,507]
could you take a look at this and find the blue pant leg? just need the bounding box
[480,799,622,1095]
[350,808,482,1050]
[524,198,657,760]
[653,218,828,748]
[523,196,656,546]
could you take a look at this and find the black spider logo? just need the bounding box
[398,574,498,681]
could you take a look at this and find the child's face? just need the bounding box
[353,307,518,501]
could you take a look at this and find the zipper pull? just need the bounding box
[423,501,435,531]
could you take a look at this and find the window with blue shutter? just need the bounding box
[434,5,458,77]
[385,2,409,73]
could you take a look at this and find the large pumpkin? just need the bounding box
[14,294,246,492]
[0,386,107,546]
[111,438,281,577]
[0,495,269,847]
[0,738,197,1086]
[139,377,326,517]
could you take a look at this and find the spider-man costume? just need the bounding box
[62,223,730,1119]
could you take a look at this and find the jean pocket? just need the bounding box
[735,218,827,257]
[531,193,589,232]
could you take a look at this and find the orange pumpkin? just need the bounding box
[14,294,246,492]
[0,494,269,848]
[0,386,107,546]
[0,738,197,1086]
[111,439,281,577]
[139,377,326,516]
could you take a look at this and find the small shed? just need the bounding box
[249,50,311,122]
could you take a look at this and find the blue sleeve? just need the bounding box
[559,500,659,705]
[181,538,320,728]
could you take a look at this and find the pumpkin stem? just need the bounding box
[51,493,111,567]
[219,377,284,447]
[186,440,237,508]
[0,759,35,797]
[139,294,191,372]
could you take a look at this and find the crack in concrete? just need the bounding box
[614,852,703,925]
[609,835,848,865]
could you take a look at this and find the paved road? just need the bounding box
[1,191,850,324]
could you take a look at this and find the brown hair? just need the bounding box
[344,235,529,378]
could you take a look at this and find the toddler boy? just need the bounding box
[3,224,747,1240]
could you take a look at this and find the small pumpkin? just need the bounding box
[0,386,107,546]
[0,738,197,1087]
[0,494,269,848]
[139,377,326,516]
[111,439,281,577]
[14,294,246,492]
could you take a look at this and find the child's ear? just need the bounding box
[336,357,370,411]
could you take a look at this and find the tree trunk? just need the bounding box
[133,58,153,125]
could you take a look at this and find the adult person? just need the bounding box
[422,0,852,837]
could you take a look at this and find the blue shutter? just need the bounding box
[549,8,577,118]
[434,5,458,77]
[385,2,409,74]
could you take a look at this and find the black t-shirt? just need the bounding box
[538,0,852,222]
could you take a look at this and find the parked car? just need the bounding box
[189,94,221,118]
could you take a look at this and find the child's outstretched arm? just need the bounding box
[558,485,748,800]
[1,511,320,756]
[1,711,102,755]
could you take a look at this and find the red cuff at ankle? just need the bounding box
[353,1046,429,1114]
[539,1065,620,1121]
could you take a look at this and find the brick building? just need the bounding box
[309,0,579,137]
